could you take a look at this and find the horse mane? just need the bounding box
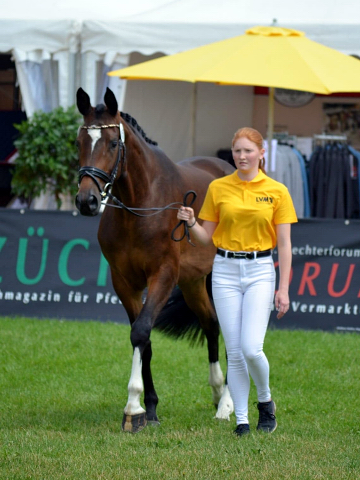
[93,104,158,146]
[120,112,158,146]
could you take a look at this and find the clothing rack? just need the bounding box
[309,135,359,220]
[273,132,297,146]
[313,134,347,146]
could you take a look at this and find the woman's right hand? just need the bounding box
[177,206,195,226]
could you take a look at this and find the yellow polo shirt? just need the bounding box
[199,170,298,251]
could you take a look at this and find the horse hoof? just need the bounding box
[147,419,161,427]
[122,412,147,433]
[214,385,234,421]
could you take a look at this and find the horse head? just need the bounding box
[75,87,124,216]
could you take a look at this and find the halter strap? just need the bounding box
[78,122,126,195]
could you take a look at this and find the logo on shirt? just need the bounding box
[256,196,273,203]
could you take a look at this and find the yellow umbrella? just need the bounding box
[109,26,360,156]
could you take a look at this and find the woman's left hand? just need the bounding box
[274,289,290,319]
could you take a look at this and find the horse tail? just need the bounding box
[154,274,214,345]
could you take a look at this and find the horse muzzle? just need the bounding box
[75,191,101,216]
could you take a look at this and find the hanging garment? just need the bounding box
[309,144,359,219]
[291,147,311,218]
[267,144,305,219]
[348,146,360,216]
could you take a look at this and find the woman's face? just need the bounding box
[232,137,264,179]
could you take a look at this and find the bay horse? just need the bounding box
[75,87,234,432]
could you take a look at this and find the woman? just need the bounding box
[177,127,297,437]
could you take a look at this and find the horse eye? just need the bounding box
[75,140,80,149]
[111,140,118,149]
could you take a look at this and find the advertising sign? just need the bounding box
[271,218,360,332]
[0,209,129,323]
[0,209,359,332]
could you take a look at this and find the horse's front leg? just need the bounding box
[123,265,178,433]
[122,343,148,433]
[123,334,160,428]
[141,340,159,425]
[110,282,147,433]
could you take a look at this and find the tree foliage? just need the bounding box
[12,106,81,209]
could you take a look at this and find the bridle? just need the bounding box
[77,122,197,245]
[78,122,126,200]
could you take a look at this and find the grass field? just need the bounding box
[0,316,359,480]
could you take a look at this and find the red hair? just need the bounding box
[232,127,266,174]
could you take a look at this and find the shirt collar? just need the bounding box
[230,170,266,185]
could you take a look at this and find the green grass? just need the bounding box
[0,316,359,479]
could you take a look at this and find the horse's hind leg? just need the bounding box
[179,278,234,420]
[215,365,233,421]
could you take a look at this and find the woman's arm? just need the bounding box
[275,223,292,319]
[177,206,217,246]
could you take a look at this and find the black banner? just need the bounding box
[0,208,129,323]
[271,218,360,332]
[0,209,360,332]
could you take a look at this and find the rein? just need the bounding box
[78,122,197,245]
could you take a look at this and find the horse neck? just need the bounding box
[113,134,167,206]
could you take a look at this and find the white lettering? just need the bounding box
[290,302,359,315]
[291,244,360,258]
[0,290,61,304]
[96,292,121,304]
[96,293,104,303]
[292,301,300,312]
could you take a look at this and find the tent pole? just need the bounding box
[267,86,275,166]
[191,83,197,156]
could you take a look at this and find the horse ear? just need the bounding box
[76,88,92,116]
[104,87,118,117]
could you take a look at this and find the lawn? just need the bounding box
[0,316,359,479]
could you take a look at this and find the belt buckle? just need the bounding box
[233,252,247,259]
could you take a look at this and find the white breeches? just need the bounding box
[212,253,275,425]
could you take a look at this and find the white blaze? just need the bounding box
[88,129,102,154]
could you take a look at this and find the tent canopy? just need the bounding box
[1,0,360,56]
[1,0,360,163]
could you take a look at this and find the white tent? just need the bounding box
[1,0,360,162]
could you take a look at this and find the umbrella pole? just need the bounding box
[267,86,275,167]
[191,83,197,156]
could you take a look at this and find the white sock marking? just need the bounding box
[215,384,234,421]
[124,347,146,415]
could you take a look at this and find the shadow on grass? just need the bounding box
[1,397,222,435]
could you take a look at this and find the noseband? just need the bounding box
[78,123,126,199]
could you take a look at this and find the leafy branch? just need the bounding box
[11,106,81,209]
